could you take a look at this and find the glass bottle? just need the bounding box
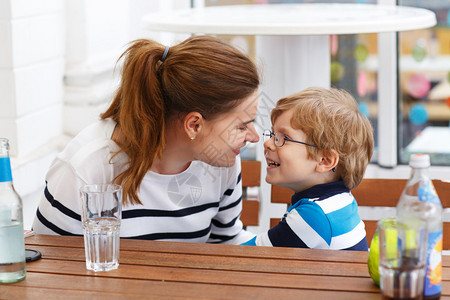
[0,138,26,283]
[396,154,442,300]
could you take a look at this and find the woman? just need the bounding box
[33,35,260,244]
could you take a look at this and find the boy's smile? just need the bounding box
[266,158,280,168]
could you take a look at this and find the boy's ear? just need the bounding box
[184,112,203,140]
[316,149,339,173]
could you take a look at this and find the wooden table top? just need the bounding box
[2,234,449,299]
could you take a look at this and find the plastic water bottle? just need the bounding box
[396,154,442,299]
[0,138,26,283]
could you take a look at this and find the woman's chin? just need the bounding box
[207,156,235,168]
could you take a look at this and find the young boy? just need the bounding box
[243,87,374,251]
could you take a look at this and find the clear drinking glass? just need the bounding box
[378,217,427,300]
[80,184,122,272]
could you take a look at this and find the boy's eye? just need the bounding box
[277,132,288,139]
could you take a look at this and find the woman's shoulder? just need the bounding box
[59,119,115,154]
[54,119,122,173]
[71,119,116,143]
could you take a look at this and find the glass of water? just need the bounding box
[378,217,428,300]
[80,184,122,272]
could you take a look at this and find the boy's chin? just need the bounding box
[265,177,293,191]
[265,176,277,186]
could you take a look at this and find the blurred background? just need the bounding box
[1,0,449,230]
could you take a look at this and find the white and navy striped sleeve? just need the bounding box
[32,131,117,236]
[32,157,86,236]
[243,199,332,248]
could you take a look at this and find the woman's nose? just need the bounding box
[246,123,260,143]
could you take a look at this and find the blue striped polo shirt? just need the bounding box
[242,181,368,251]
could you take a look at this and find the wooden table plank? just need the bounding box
[6,272,381,300]
[25,234,450,267]
[0,285,187,300]
[25,259,379,293]
[28,245,371,278]
[25,235,370,263]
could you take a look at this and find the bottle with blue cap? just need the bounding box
[396,154,442,299]
[0,138,26,283]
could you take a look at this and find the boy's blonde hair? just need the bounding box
[271,87,374,190]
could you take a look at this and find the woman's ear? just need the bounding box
[184,112,203,140]
[316,149,339,173]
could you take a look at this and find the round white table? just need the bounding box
[143,3,436,35]
[142,3,437,232]
[142,3,436,98]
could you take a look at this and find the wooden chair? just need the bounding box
[353,179,450,249]
[240,160,261,227]
[270,179,450,249]
[270,185,292,228]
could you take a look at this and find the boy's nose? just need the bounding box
[263,137,276,151]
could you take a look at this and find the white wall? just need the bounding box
[0,0,65,229]
[63,0,190,136]
[0,0,64,158]
[0,0,190,229]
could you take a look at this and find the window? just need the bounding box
[397,0,450,166]
[204,0,450,167]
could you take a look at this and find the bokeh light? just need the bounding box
[447,9,450,26]
[358,102,370,119]
[409,103,428,125]
[357,71,367,97]
[330,61,344,83]
[405,73,430,99]
[330,35,338,57]
[412,42,427,62]
[354,44,369,62]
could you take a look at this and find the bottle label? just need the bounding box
[418,182,441,206]
[0,157,13,182]
[424,230,442,296]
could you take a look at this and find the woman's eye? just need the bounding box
[238,125,248,131]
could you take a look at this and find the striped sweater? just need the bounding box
[32,119,254,244]
[242,181,368,251]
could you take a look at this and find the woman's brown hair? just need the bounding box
[101,35,260,205]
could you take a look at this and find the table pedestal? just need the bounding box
[256,35,330,105]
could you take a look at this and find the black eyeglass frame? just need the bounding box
[262,129,318,148]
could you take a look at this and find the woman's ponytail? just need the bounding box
[102,39,167,205]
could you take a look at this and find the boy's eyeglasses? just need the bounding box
[262,130,318,148]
